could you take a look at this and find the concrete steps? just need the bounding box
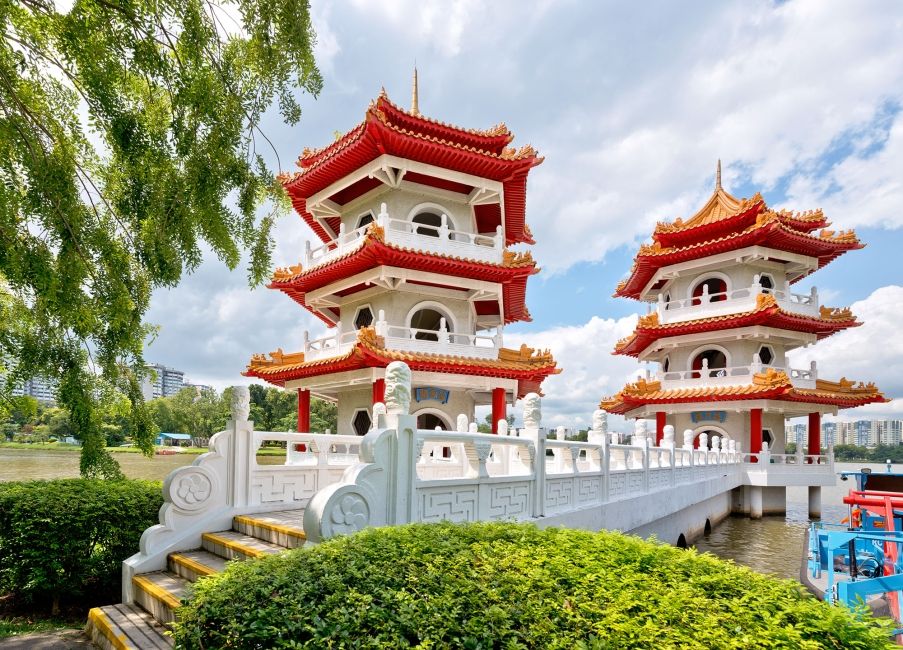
[85,510,306,648]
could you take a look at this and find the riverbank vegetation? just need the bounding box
[0,479,162,628]
[1,385,337,449]
[174,522,895,649]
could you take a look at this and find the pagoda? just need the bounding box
[244,72,559,435]
[601,162,887,466]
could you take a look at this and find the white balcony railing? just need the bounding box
[659,360,818,390]
[656,277,819,325]
[303,311,503,362]
[303,202,505,269]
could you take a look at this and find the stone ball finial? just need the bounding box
[231,386,250,422]
[457,414,469,432]
[663,424,675,441]
[384,361,412,415]
[522,393,541,429]
[591,409,608,435]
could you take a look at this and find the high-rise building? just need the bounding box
[820,421,837,448]
[141,364,186,401]
[1,354,58,403]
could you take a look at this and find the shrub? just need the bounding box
[173,522,894,649]
[0,479,162,613]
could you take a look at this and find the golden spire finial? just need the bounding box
[715,159,722,190]
[411,64,419,116]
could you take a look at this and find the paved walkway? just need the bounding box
[0,629,94,649]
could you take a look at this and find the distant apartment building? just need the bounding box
[183,380,213,394]
[785,419,903,448]
[141,363,185,401]
[1,354,58,403]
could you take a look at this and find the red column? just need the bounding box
[750,408,763,462]
[808,412,821,461]
[491,387,507,434]
[372,378,385,405]
[297,389,310,433]
[656,412,666,445]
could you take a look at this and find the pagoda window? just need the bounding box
[353,305,374,330]
[412,211,443,238]
[758,274,775,294]
[762,428,774,448]
[757,345,775,366]
[690,276,728,306]
[690,348,728,378]
[356,212,375,229]
[352,409,372,436]
[663,292,672,310]
[662,356,671,373]
[408,303,456,342]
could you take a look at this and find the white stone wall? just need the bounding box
[660,259,789,302]
[339,187,478,235]
[339,292,476,338]
[663,338,787,374]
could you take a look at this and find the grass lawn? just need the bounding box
[0,615,80,639]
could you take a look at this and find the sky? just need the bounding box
[146,0,903,430]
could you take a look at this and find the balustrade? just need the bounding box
[302,202,505,269]
[656,277,820,324]
[660,359,818,389]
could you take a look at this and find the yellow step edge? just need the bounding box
[202,532,266,558]
[132,575,183,611]
[233,515,307,540]
[87,607,132,650]
[170,553,220,578]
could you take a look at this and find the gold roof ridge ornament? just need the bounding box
[715,158,722,190]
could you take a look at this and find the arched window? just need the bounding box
[691,276,728,306]
[691,348,728,378]
[412,211,443,237]
[663,292,672,310]
[762,429,774,448]
[409,306,451,341]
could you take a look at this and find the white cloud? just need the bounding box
[789,285,903,418]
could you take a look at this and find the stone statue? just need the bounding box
[711,435,720,452]
[497,420,509,436]
[372,402,386,426]
[522,393,541,429]
[634,419,647,438]
[457,414,468,432]
[231,386,250,421]
[468,422,478,434]
[683,429,694,449]
[384,361,412,415]
[591,409,607,436]
[662,425,675,449]
[556,426,566,441]
[698,432,708,451]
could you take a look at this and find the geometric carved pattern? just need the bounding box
[488,483,530,520]
[627,471,644,494]
[251,470,318,504]
[576,476,602,504]
[420,487,477,523]
[608,473,626,499]
[648,468,672,492]
[544,478,574,513]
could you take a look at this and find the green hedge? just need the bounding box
[173,522,894,649]
[0,479,162,612]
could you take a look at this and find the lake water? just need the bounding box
[0,451,884,581]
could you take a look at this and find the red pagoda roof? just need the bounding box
[615,208,862,300]
[614,294,860,357]
[280,92,542,247]
[599,369,888,415]
[244,328,560,399]
[269,224,537,326]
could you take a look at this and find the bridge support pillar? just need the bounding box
[750,486,763,519]
[808,486,821,519]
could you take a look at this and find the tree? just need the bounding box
[0,0,322,477]
[477,413,515,434]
